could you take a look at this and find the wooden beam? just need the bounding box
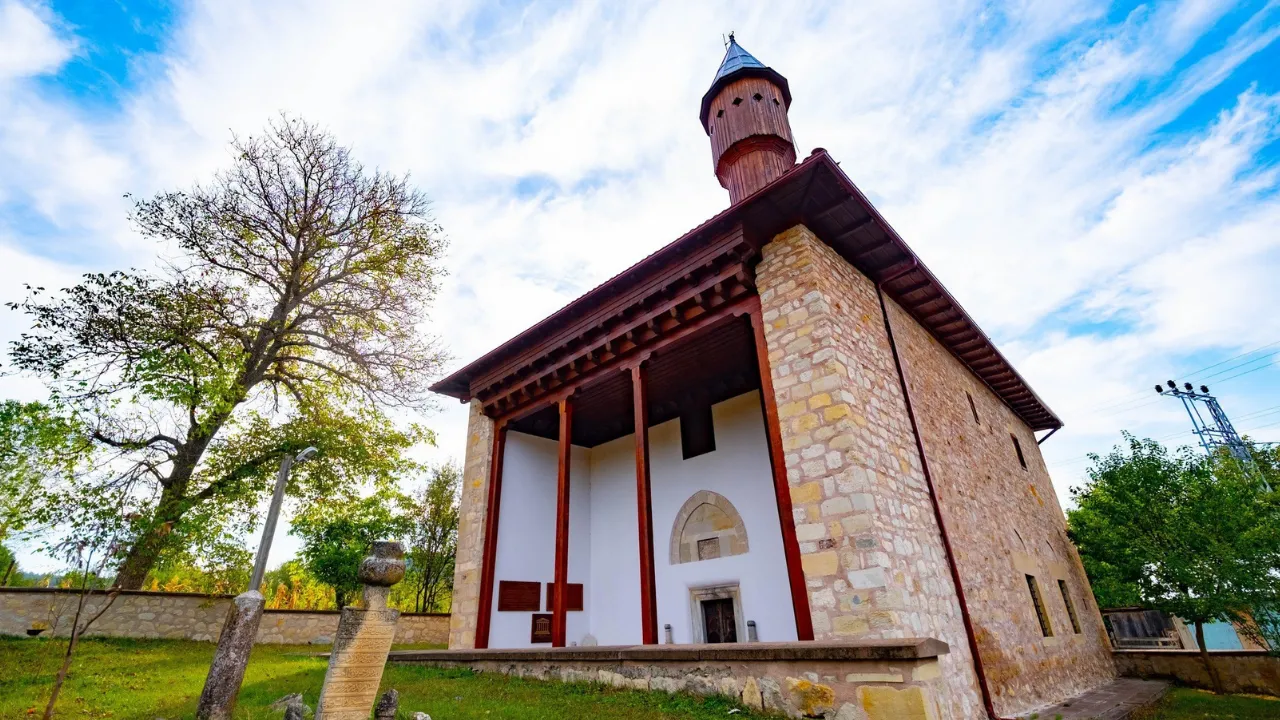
[632,363,658,645]
[748,297,815,641]
[491,294,756,423]
[551,396,574,648]
[473,421,508,649]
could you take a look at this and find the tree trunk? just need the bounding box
[1194,620,1225,694]
[114,484,189,589]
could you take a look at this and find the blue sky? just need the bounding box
[2,0,1280,572]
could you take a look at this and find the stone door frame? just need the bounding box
[688,582,745,644]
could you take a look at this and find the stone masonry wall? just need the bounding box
[756,224,984,717]
[886,299,1117,715]
[1115,649,1280,697]
[0,588,448,645]
[449,400,497,649]
[398,640,952,720]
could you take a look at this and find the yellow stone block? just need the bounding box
[785,678,835,717]
[808,392,833,409]
[859,685,935,720]
[833,616,869,635]
[823,404,851,422]
[828,520,844,537]
[779,401,807,419]
[801,551,839,576]
[794,414,821,432]
[845,672,904,683]
[912,660,941,681]
[791,481,822,504]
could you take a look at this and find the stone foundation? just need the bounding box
[1114,649,1280,697]
[392,639,950,719]
[0,588,447,645]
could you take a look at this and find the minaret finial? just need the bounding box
[726,31,735,48]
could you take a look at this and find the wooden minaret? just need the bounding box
[700,35,796,204]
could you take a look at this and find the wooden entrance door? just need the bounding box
[702,598,737,643]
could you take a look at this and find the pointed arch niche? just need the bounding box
[670,490,749,564]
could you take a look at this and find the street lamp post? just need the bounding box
[196,446,318,720]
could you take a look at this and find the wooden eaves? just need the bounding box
[430,149,1062,433]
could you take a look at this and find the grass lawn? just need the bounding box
[0,636,774,719]
[1130,687,1280,719]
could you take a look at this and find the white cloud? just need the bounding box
[0,1,73,81]
[2,0,1279,571]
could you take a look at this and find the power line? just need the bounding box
[1081,339,1280,414]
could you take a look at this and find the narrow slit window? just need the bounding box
[1012,434,1027,469]
[731,97,743,106]
[681,403,716,460]
[1026,575,1053,637]
[966,392,980,425]
[752,92,763,101]
[1058,580,1081,634]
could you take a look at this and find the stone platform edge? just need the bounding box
[386,638,952,717]
[388,637,948,663]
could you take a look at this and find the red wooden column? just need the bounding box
[551,396,574,648]
[748,298,816,641]
[631,362,659,644]
[474,421,508,649]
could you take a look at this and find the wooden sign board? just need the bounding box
[497,580,541,611]
[545,582,585,612]
[530,613,553,644]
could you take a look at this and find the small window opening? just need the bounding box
[1011,434,1027,469]
[1058,580,1081,634]
[681,402,716,459]
[772,98,780,105]
[716,109,724,118]
[966,392,980,425]
[752,93,763,101]
[731,97,743,106]
[1026,575,1053,637]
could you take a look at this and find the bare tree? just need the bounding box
[7,116,447,588]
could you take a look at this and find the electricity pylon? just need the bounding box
[1155,380,1251,463]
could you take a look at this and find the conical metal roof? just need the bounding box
[711,36,767,84]
[699,35,791,133]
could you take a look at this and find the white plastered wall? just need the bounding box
[486,390,796,648]
[486,433,591,648]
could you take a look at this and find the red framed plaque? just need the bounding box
[497,580,541,611]
[545,582,584,612]
[530,613,553,643]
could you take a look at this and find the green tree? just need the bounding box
[0,543,18,586]
[1068,435,1280,692]
[3,117,446,588]
[292,491,411,609]
[404,463,460,613]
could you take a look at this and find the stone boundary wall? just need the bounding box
[0,587,448,646]
[1114,649,1280,697]
[392,639,951,719]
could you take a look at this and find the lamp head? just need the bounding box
[295,446,319,463]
